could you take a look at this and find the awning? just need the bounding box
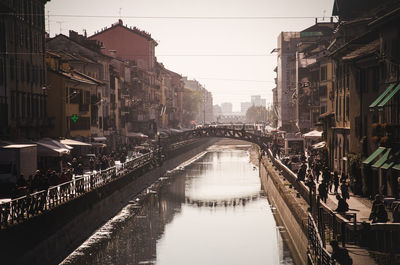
[303,130,322,139]
[369,83,400,109]
[93,136,107,142]
[60,139,92,146]
[312,141,326,149]
[381,150,400,170]
[363,147,386,165]
[91,142,106,147]
[372,148,391,169]
[319,111,334,119]
[393,164,400,171]
[378,83,400,108]
[35,139,71,157]
[127,132,148,138]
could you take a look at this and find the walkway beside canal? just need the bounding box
[260,153,378,265]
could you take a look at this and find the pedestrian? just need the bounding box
[341,182,350,201]
[318,181,328,203]
[369,194,384,221]
[330,240,353,265]
[297,162,307,182]
[333,171,339,194]
[392,204,400,223]
[335,194,349,213]
[313,161,320,183]
[372,204,388,223]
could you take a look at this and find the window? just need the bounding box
[346,95,349,120]
[16,92,19,118]
[70,88,80,104]
[10,58,14,80]
[27,93,31,118]
[65,87,69,103]
[319,86,327,97]
[11,92,16,119]
[20,60,24,82]
[70,116,90,131]
[21,93,25,119]
[320,105,326,114]
[320,66,327,81]
[0,58,4,85]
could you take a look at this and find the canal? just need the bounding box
[61,143,294,265]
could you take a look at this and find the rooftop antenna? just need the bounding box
[56,21,65,35]
[323,10,326,21]
[119,8,122,20]
[47,10,50,35]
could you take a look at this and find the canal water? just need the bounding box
[61,144,294,265]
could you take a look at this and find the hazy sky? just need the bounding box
[45,0,335,111]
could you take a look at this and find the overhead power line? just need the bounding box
[1,52,276,57]
[198,77,274,83]
[1,13,331,20]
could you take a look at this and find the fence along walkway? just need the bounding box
[265,148,400,265]
[0,131,255,229]
[0,151,155,229]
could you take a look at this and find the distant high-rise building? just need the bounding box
[241,102,252,115]
[274,32,301,132]
[182,77,213,124]
[221,102,233,115]
[250,95,267,107]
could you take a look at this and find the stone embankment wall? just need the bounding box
[2,138,218,265]
[259,155,309,265]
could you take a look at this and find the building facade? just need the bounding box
[0,0,51,139]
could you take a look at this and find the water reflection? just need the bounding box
[61,148,294,265]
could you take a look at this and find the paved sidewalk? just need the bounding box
[324,191,373,223]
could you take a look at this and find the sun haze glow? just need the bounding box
[46,0,334,111]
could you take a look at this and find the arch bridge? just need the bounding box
[160,127,272,149]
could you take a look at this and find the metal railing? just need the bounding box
[265,147,400,262]
[308,213,335,265]
[0,139,198,229]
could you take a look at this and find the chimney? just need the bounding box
[119,19,123,25]
[109,50,117,58]
[315,17,318,24]
[330,17,333,23]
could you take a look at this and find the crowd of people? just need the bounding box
[11,152,122,198]
[287,146,400,224]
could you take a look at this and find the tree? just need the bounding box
[246,106,268,123]
[182,88,202,127]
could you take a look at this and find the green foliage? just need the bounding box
[246,106,268,123]
[182,89,202,127]
[348,153,363,195]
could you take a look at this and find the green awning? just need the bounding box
[369,84,395,109]
[377,83,400,108]
[372,148,391,168]
[393,164,400,171]
[381,150,400,170]
[363,147,386,165]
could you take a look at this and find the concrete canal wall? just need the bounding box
[2,138,218,265]
[259,156,309,265]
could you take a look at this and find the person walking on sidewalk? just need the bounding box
[318,181,328,203]
[335,194,349,213]
[333,171,339,194]
[330,240,353,265]
[340,182,350,201]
